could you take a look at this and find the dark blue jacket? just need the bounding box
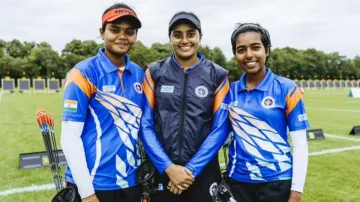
[140,54,230,177]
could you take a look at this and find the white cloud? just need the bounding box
[1,0,359,59]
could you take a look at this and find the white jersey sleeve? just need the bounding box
[289,129,308,193]
[60,121,95,198]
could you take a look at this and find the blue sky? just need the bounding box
[1,0,359,60]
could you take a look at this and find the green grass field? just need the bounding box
[0,89,360,202]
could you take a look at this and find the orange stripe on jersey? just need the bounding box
[145,70,154,90]
[213,80,230,114]
[285,87,302,117]
[143,78,155,109]
[215,79,226,94]
[143,70,155,109]
[64,69,96,99]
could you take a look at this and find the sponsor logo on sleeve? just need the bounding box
[298,114,308,121]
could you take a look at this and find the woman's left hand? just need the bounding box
[288,191,302,202]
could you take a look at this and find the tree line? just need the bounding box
[0,39,359,83]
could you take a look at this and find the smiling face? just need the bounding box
[100,20,137,57]
[169,22,202,61]
[235,31,269,75]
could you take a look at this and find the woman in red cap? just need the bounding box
[61,3,144,202]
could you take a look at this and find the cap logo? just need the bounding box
[102,8,136,24]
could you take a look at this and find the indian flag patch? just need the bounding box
[64,100,78,112]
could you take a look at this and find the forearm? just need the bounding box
[290,129,308,193]
[61,121,94,198]
[185,128,228,177]
[140,101,173,174]
[185,110,229,177]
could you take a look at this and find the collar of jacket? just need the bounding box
[171,52,204,73]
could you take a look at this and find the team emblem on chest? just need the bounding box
[261,96,275,108]
[195,86,208,98]
[134,82,143,94]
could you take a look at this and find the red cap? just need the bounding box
[102,8,141,28]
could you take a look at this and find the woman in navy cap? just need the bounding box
[61,3,144,202]
[140,11,230,202]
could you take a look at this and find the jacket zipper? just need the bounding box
[178,72,188,165]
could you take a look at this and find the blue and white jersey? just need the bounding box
[62,48,144,190]
[227,68,309,183]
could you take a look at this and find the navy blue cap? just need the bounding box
[168,12,201,34]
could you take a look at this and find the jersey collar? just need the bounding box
[97,48,133,74]
[238,68,275,92]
